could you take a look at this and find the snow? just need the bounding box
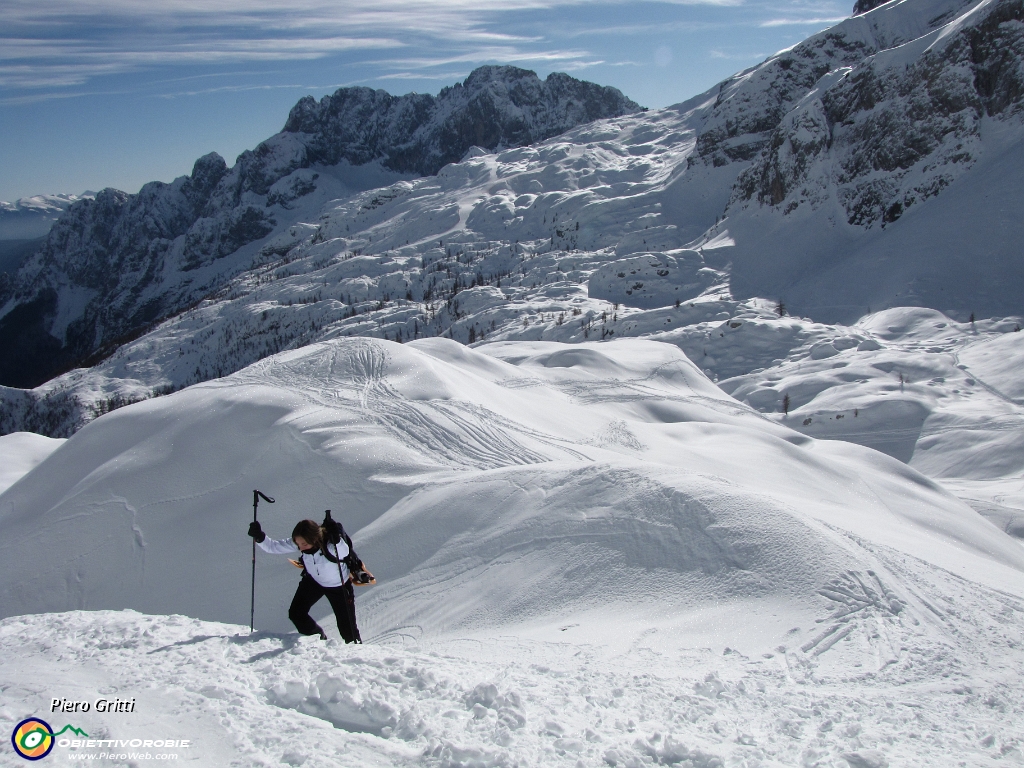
[2,0,1024,761]
[0,431,64,494]
[713,307,1024,540]
[1,603,1021,767]
[2,336,1023,765]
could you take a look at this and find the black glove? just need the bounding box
[247,521,266,543]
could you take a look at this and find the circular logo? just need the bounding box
[11,718,54,761]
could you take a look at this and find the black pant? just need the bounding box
[288,573,361,643]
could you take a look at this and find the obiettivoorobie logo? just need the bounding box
[11,720,88,761]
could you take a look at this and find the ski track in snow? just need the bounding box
[232,339,577,469]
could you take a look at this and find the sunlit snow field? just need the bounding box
[2,336,1022,767]
[3,0,1024,761]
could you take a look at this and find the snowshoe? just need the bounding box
[350,565,376,586]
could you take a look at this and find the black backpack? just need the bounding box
[321,510,375,585]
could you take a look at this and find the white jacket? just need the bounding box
[258,537,350,587]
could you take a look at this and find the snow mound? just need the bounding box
[587,251,724,309]
[0,431,64,494]
[1,337,1020,649]
[714,307,1024,538]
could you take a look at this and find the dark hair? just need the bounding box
[291,519,323,550]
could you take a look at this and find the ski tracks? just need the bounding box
[237,339,586,469]
[801,571,904,663]
[789,534,1024,732]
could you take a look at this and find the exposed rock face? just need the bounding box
[0,68,641,388]
[853,0,890,15]
[0,157,251,388]
[283,66,643,176]
[731,0,1024,228]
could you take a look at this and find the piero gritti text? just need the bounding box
[52,697,136,713]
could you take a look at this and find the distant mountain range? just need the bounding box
[1,0,1023,443]
[0,193,93,241]
[0,67,641,389]
[0,194,95,279]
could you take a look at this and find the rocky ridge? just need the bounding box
[0,67,641,389]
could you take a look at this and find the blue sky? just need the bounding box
[0,0,848,201]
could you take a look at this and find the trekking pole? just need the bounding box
[251,489,275,633]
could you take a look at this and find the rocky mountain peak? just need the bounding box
[853,0,891,14]
[0,67,643,390]
[185,152,228,201]
[279,65,641,176]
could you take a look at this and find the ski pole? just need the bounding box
[251,489,275,633]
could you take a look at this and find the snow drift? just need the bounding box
[1,337,1020,644]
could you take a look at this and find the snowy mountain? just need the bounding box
[4,1,1024,760]
[2,0,1021,411]
[1,0,1022,549]
[1,336,1022,765]
[0,193,91,241]
[704,0,1024,321]
[0,68,641,391]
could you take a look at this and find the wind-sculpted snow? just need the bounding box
[1,336,1020,632]
[2,337,1024,766]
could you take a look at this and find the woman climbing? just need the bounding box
[247,512,367,643]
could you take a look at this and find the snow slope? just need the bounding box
[1,336,1023,766]
[0,431,64,494]
[3,336,1020,628]
[713,307,1024,538]
[2,603,1022,768]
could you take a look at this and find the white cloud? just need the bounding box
[0,0,740,97]
[379,47,596,70]
[156,82,357,98]
[759,16,846,27]
[0,0,852,102]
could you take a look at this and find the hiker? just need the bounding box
[247,515,362,643]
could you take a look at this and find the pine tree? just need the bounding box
[782,393,790,415]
